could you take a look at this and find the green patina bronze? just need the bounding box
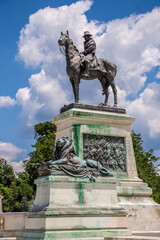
[78,182,84,205]
[71,123,126,173]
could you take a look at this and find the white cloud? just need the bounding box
[14,1,160,155]
[11,160,24,173]
[0,142,26,163]
[17,0,94,68]
[148,118,160,138]
[127,82,160,138]
[17,1,160,102]
[0,142,26,173]
[156,71,160,79]
[96,10,160,94]
[16,69,68,127]
[0,96,15,108]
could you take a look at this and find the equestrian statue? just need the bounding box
[58,31,117,107]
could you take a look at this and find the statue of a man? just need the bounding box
[81,31,96,77]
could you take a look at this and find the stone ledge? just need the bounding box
[0,229,131,239]
[60,103,126,114]
[27,207,127,216]
[105,232,160,240]
[35,175,118,184]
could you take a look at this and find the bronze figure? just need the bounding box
[38,136,111,181]
[58,31,117,107]
[80,31,96,77]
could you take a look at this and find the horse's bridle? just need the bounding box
[58,35,67,56]
[59,45,66,56]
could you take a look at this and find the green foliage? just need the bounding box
[0,159,34,212]
[0,158,15,186]
[0,184,13,212]
[132,131,160,204]
[24,121,56,187]
[0,121,56,212]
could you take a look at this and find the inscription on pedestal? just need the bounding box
[83,134,126,172]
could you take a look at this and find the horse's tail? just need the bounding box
[114,64,117,78]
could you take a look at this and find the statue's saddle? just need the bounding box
[81,56,106,73]
[89,56,98,69]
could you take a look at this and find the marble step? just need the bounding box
[0,238,16,240]
[105,236,160,240]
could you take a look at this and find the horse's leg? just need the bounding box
[74,77,80,103]
[103,87,109,105]
[70,77,76,102]
[98,76,110,106]
[110,81,117,107]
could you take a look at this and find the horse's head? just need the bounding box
[58,30,70,47]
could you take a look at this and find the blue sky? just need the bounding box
[0,0,160,171]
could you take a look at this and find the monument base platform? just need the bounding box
[0,175,130,239]
[0,106,160,239]
[0,229,160,240]
[29,175,128,233]
[60,103,126,114]
[50,106,160,232]
[1,176,159,239]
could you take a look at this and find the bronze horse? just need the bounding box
[58,31,117,107]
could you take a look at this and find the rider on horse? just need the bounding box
[80,31,97,77]
[58,31,117,107]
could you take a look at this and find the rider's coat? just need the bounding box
[83,37,96,62]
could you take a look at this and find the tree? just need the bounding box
[0,159,34,212]
[24,121,56,188]
[132,131,160,204]
[9,173,34,212]
[0,158,15,211]
[0,122,56,212]
[0,158,15,186]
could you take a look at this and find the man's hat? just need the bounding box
[83,31,92,37]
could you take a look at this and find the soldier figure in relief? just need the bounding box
[80,31,96,77]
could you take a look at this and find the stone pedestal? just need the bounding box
[51,104,160,232]
[24,175,129,239]
[0,176,130,240]
[0,104,159,240]
[51,104,138,180]
[32,176,122,213]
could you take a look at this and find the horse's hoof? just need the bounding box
[99,103,107,106]
[113,104,117,108]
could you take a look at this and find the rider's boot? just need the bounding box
[83,62,89,77]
